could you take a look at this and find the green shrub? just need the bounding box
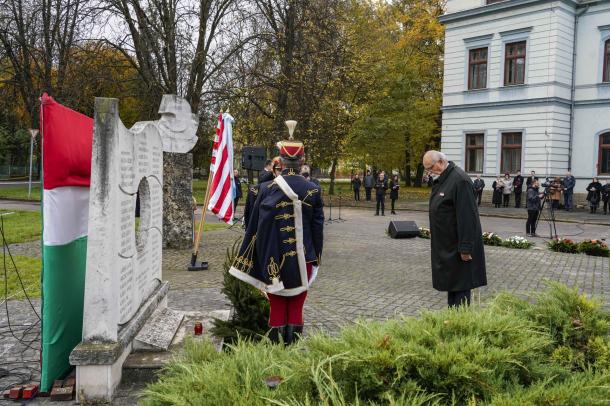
[548,238,580,254]
[418,227,430,239]
[210,239,270,344]
[578,239,610,257]
[491,282,610,371]
[482,232,503,246]
[143,284,610,406]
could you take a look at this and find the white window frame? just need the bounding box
[463,34,493,92]
[499,27,532,87]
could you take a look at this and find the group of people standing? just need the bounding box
[351,170,400,216]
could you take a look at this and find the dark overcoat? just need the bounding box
[230,169,324,296]
[429,162,487,292]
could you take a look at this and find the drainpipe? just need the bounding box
[568,5,590,171]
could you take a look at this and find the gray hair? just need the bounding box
[424,150,447,165]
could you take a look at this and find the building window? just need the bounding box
[604,39,610,82]
[465,134,484,173]
[501,132,522,173]
[468,48,488,89]
[504,41,526,85]
[599,133,610,174]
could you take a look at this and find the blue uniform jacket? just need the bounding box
[230,169,324,295]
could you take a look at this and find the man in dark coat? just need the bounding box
[423,151,487,307]
[374,172,388,216]
[364,170,374,201]
[233,169,243,220]
[513,170,524,208]
[258,160,274,183]
[472,174,485,206]
[244,160,277,227]
[230,140,324,345]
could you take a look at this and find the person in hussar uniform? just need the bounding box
[243,156,279,227]
[229,141,324,344]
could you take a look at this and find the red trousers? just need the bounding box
[268,264,312,327]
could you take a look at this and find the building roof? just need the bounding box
[439,0,587,24]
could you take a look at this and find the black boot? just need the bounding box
[284,325,303,345]
[268,326,285,344]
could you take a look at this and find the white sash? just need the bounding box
[274,175,310,290]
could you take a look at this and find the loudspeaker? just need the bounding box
[241,146,266,171]
[388,220,419,239]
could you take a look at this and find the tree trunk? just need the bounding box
[414,163,424,187]
[328,157,338,195]
[404,148,412,187]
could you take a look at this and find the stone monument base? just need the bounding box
[70,282,170,402]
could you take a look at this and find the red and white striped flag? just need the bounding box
[207,113,235,224]
[210,113,223,171]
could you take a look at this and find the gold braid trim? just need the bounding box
[267,257,280,280]
[233,235,256,271]
[283,237,296,244]
[276,201,293,208]
[275,213,295,220]
[280,226,295,232]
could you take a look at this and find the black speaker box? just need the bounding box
[388,220,419,239]
[241,146,266,171]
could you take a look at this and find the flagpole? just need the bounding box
[188,171,213,271]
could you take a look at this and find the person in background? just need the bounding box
[233,169,243,221]
[587,177,603,213]
[549,177,562,210]
[259,159,274,183]
[492,176,504,208]
[513,170,524,208]
[423,150,487,308]
[272,157,282,178]
[526,170,538,188]
[502,173,513,208]
[301,165,320,186]
[364,170,374,201]
[351,174,362,201]
[374,172,388,216]
[473,174,485,206]
[601,179,610,215]
[389,174,400,215]
[526,179,543,237]
[562,171,576,211]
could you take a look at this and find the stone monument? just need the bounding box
[69,95,197,402]
[158,96,199,249]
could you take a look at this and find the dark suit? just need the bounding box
[374,178,388,215]
[429,162,487,307]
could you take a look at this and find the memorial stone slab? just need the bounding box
[71,95,197,402]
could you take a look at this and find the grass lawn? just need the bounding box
[0,254,41,300]
[194,178,430,201]
[0,210,42,244]
[0,186,41,201]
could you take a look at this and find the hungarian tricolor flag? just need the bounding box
[40,94,93,391]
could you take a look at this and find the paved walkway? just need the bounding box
[1,208,608,402]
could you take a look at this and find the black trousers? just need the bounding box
[475,190,482,206]
[354,188,360,201]
[604,200,609,214]
[365,187,372,201]
[391,198,397,212]
[376,195,385,215]
[503,194,510,207]
[514,191,522,208]
[448,290,471,307]
[526,209,539,234]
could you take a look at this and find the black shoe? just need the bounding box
[375,213,379,216]
[284,325,303,345]
[268,326,286,344]
[381,213,385,216]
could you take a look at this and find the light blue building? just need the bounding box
[439,0,610,192]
